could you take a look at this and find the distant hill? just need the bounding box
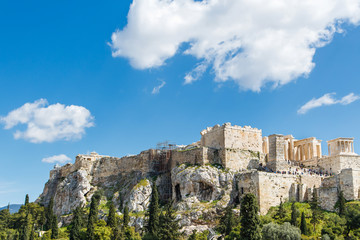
[0,204,22,214]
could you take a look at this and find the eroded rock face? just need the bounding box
[172,164,236,211]
[37,157,151,216]
[53,170,92,216]
[125,179,152,212]
[38,158,238,236]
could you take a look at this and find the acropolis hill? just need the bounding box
[37,122,360,231]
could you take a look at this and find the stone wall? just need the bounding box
[222,149,263,171]
[200,125,225,149]
[267,135,288,171]
[223,125,262,152]
[200,123,262,153]
[171,147,211,169]
[318,155,360,174]
[319,169,360,211]
[237,171,323,214]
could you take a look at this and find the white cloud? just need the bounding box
[152,80,166,94]
[298,93,360,114]
[110,0,360,91]
[1,99,94,143]
[42,154,72,164]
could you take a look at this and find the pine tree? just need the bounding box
[70,206,83,240]
[29,225,35,240]
[158,201,181,240]
[51,213,59,239]
[218,206,236,236]
[123,206,130,228]
[310,187,322,231]
[145,181,160,237]
[19,213,32,240]
[334,191,346,216]
[44,197,55,231]
[276,199,286,220]
[87,192,101,240]
[107,202,116,228]
[111,225,122,240]
[25,194,29,206]
[290,202,300,227]
[240,193,262,240]
[300,212,308,235]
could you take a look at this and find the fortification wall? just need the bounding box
[200,125,225,149]
[319,169,360,211]
[171,147,207,168]
[238,171,298,215]
[257,172,298,214]
[339,156,360,171]
[339,169,356,200]
[223,149,263,171]
[49,150,153,185]
[237,171,323,214]
[318,155,360,174]
[318,155,344,173]
[224,125,262,152]
[200,123,262,152]
[319,186,338,211]
[353,169,360,200]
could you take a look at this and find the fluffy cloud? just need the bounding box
[152,80,166,94]
[298,93,360,114]
[1,99,94,143]
[42,154,72,164]
[110,0,360,91]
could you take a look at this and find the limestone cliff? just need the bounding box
[36,151,240,235]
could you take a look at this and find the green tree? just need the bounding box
[87,192,101,240]
[158,201,181,240]
[334,191,346,216]
[310,188,322,231]
[345,204,360,237]
[25,195,29,206]
[145,181,160,238]
[262,222,301,240]
[188,230,208,240]
[44,197,55,231]
[300,212,308,235]
[218,206,236,236]
[290,202,300,227]
[321,213,346,240]
[70,206,84,240]
[224,225,241,240]
[123,206,130,228]
[123,226,141,240]
[0,209,10,229]
[107,202,116,228]
[50,213,58,239]
[276,199,286,220]
[240,193,261,240]
[19,213,32,240]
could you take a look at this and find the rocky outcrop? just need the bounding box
[172,164,236,210]
[38,153,239,236]
[125,179,152,212]
[170,164,238,234]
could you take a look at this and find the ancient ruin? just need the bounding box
[38,122,360,230]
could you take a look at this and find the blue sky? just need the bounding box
[0,0,360,206]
